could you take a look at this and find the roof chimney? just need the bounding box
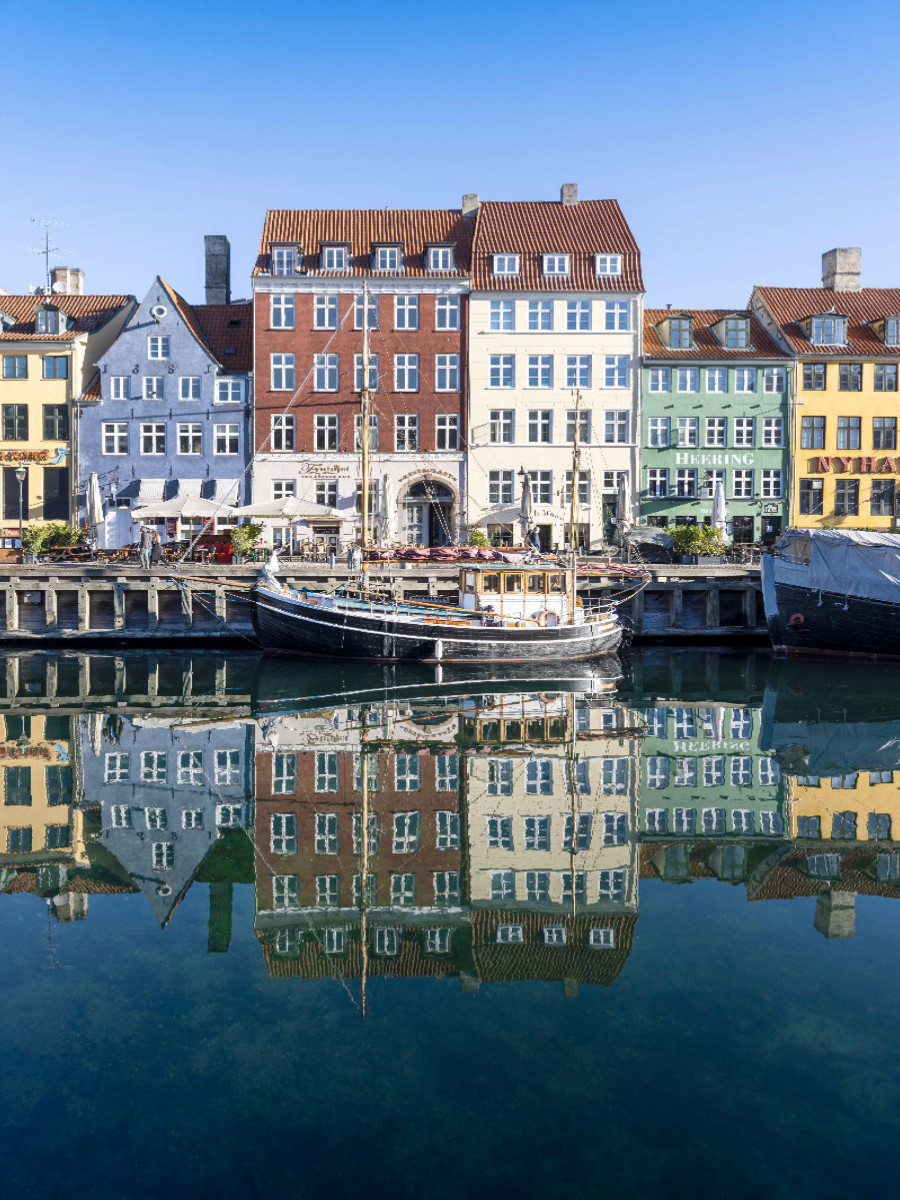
[50,266,84,295]
[462,193,479,216]
[560,183,578,206]
[205,235,231,305]
[822,247,861,292]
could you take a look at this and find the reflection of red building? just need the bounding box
[255,745,463,912]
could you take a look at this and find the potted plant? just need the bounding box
[20,525,48,563]
[671,524,727,565]
[230,522,263,563]
[466,529,490,548]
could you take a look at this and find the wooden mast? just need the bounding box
[567,389,582,622]
[359,708,370,1020]
[360,282,371,588]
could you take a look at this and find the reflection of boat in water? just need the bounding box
[763,529,900,658]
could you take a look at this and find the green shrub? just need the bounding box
[671,524,727,558]
[43,523,84,548]
[20,525,49,555]
[231,523,263,556]
[466,529,489,547]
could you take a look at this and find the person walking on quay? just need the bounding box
[149,531,164,567]
[138,524,152,569]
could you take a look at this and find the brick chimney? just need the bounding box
[50,266,84,295]
[822,247,861,292]
[205,235,231,305]
[560,183,578,206]
[462,193,479,215]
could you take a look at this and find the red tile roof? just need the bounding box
[470,909,637,985]
[158,279,215,358]
[193,303,253,373]
[255,209,474,277]
[753,287,900,357]
[644,309,787,360]
[471,199,642,292]
[80,370,101,401]
[0,294,134,342]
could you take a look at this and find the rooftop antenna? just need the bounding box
[24,218,70,293]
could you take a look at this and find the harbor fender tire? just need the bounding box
[789,612,805,626]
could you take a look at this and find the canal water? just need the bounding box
[2,648,900,1200]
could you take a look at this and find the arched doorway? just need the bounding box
[401,479,455,546]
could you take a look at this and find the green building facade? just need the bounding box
[641,309,791,544]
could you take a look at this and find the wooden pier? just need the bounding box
[0,562,766,643]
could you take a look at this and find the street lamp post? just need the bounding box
[15,466,26,561]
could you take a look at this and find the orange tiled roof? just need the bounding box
[80,370,101,401]
[158,279,215,358]
[0,294,134,341]
[753,286,900,357]
[255,209,474,277]
[192,303,253,373]
[470,909,637,985]
[644,309,787,361]
[471,199,642,292]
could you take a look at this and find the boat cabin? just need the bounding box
[459,566,578,625]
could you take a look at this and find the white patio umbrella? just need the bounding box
[712,478,728,537]
[381,475,397,543]
[519,470,534,540]
[86,473,105,530]
[230,497,342,520]
[130,496,235,521]
[616,473,630,531]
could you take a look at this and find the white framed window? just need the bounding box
[435,810,460,850]
[395,413,419,451]
[489,410,514,443]
[102,422,128,455]
[393,810,420,853]
[647,468,668,497]
[215,378,244,403]
[271,353,295,391]
[595,254,622,276]
[353,413,379,451]
[140,750,167,784]
[217,803,244,828]
[182,809,203,830]
[272,247,297,276]
[375,246,401,271]
[648,367,671,393]
[435,413,459,450]
[493,254,520,276]
[433,871,460,905]
[524,815,551,851]
[435,354,460,391]
[315,875,339,906]
[273,874,299,909]
[759,757,781,787]
[395,752,421,791]
[598,868,626,903]
[602,812,627,846]
[148,336,170,359]
[353,353,379,392]
[315,481,337,507]
[321,246,348,271]
[563,812,592,850]
[272,480,296,503]
[313,293,338,330]
[646,809,668,835]
[526,871,551,901]
[394,294,419,330]
[604,411,629,443]
[528,409,552,443]
[644,707,667,737]
[489,299,515,331]
[271,414,295,451]
[566,299,591,331]
[177,423,202,455]
[270,813,297,855]
[177,751,203,785]
[353,293,379,330]
[496,924,523,945]
[544,926,566,946]
[488,469,514,504]
[104,752,130,783]
[315,812,339,853]
[270,294,295,329]
[566,409,591,443]
[273,752,297,795]
[531,470,552,503]
[731,756,752,787]
[589,928,615,949]
[525,759,553,795]
[313,353,338,392]
[426,928,451,954]
[564,470,591,504]
[487,759,513,795]
[435,295,460,329]
[351,811,379,855]
[702,808,726,835]
[110,804,131,828]
[676,468,696,497]
[810,315,846,345]
[491,870,515,902]
[762,417,783,446]
[702,756,724,787]
[674,808,696,835]
[648,417,670,447]
[489,355,515,388]
[110,376,130,400]
[677,367,700,393]
[314,752,339,793]
[732,469,754,499]
[647,756,669,788]
[566,355,592,389]
[677,417,699,447]
[394,354,419,391]
[428,246,455,271]
[764,366,786,392]
[604,300,630,331]
[734,367,757,393]
[705,417,727,447]
[706,367,728,393]
[487,815,514,849]
[140,423,166,455]
[214,423,239,455]
[562,871,587,904]
[528,300,553,331]
[733,417,755,447]
[761,469,782,498]
[700,469,725,499]
[543,253,569,276]
[604,355,629,388]
[214,750,240,786]
[674,757,697,786]
[179,376,200,401]
[152,842,174,870]
[601,758,629,794]
[143,376,164,401]
[374,927,400,956]
[732,809,755,835]
[759,811,784,836]
[313,413,339,451]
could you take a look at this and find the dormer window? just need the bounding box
[35,307,60,335]
[595,254,622,277]
[493,254,520,277]
[660,315,693,349]
[724,316,750,349]
[374,245,402,272]
[809,314,847,346]
[427,246,455,272]
[884,317,900,346]
[272,246,299,276]
[543,254,570,277]
[321,245,349,271]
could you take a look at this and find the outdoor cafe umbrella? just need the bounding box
[230,497,342,520]
[519,469,534,539]
[712,478,728,537]
[381,474,397,543]
[615,473,630,531]
[86,472,105,530]
[130,496,236,521]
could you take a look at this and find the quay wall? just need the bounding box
[0,564,766,644]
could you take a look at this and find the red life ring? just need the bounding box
[789,612,805,626]
[537,610,552,627]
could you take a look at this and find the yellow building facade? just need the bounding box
[0,714,85,867]
[786,771,900,843]
[751,252,900,530]
[0,276,133,540]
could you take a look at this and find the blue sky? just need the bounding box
[2,0,897,306]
